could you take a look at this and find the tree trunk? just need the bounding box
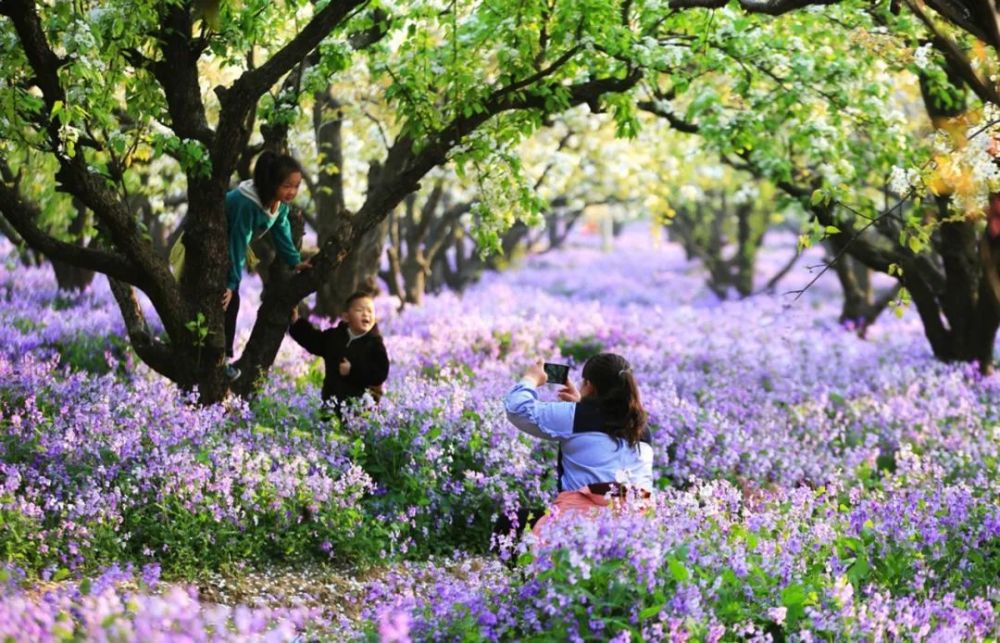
[319,219,388,316]
[831,249,871,324]
[829,249,900,337]
[311,95,388,318]
[383,208,406,304]
[177,176,235,403]
[734,202,756,297]
[816,196,999,369]
[402,253,427,306]
[50,200,96,291]
[441,226,468,291]
[51,259,95,292]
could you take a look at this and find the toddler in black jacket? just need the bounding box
[289,291,390,409]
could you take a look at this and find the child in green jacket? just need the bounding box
[223,151,311,380]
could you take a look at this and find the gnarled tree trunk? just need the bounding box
[50,200,95,292]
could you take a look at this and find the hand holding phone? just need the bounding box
[557,377,581,402]
[543,362,570,385]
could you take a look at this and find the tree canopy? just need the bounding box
[1,0,998,398]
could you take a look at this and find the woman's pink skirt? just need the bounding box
[532,486,651,538]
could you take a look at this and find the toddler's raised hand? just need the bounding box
[339,357,351,376]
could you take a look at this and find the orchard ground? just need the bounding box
[0,223,996,640]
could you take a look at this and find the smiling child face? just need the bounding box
[343,296,376,334]
[276,171,302,204]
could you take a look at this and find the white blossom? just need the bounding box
[888,166,920,195]
[913,44,934,71]
[679,184,703,202]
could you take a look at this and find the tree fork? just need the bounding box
[233,71,644,394]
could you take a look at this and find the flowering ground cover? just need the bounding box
[0,226,997,640]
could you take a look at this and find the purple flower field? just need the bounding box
[0,226,997,641]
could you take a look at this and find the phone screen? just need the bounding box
[543,362,570,385]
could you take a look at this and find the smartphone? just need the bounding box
[543,362,570,385]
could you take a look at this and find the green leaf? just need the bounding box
[781,583,806,607]
[667,557,690,583]
[847,555,870,584]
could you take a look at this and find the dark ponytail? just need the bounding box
[581,353,648,447]
[252,150,302,206]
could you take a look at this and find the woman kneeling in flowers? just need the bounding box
[504,353,654,539]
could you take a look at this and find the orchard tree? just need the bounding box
[385,108,656,301]
[668,0,999,107]
[655,162,800,299]
[0,0,647,402]
[637,1,1000,368]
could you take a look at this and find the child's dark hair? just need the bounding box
[253,150,301,206]
[581,353,647,447]
[344,290,375,307]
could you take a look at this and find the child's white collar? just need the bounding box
[346,327,369,345]
[237,179,278,218]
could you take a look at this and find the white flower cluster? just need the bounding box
[888,165,920,195]
[912,44,934,71]
[964,125,1000,191]
[985,102,1000,124]
[923,115,1000,207]
[56,18,109,75]
[817,159,856,186]
[679,184,703,202]
[59,20,97,53]
[733,182,760,206]
[635,39,687,69]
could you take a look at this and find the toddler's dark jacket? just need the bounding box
[289,319,389,403]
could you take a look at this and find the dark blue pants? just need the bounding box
[224,289,240,358]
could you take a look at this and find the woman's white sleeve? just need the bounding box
[504,381,574,441]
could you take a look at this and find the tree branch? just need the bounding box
[533,130,574,190]
[637,98,699,133]
[905,0,1000,107]
[214,0,368,178]
[410,181,444,246]
[0,164,144,286]
[0,210,25,246]
[348,8,391,49]
[922,0,1000,49]
[2,0,67,143]
[667,0,842,15]
[227,0,368,102]
[426,202,472,261]
[106,278,179,381]
[493,45,582,102]
[152,4,214,146]
[756,247,803,294]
